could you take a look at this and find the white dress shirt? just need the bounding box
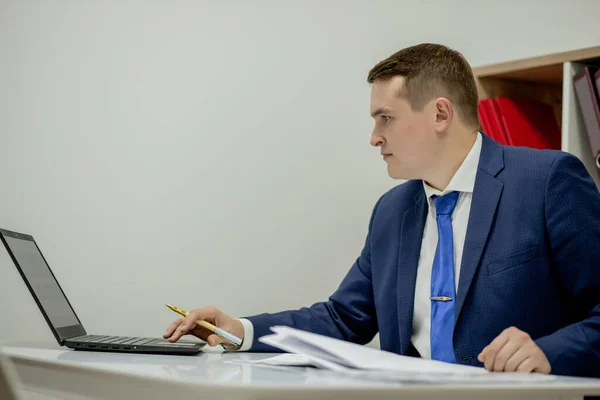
[237,132,483,355]
[411,132,481,359]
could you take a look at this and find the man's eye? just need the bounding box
[381,116,390,123]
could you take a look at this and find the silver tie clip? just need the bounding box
[430,296,453,301]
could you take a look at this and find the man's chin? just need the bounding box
[387,167,411,180]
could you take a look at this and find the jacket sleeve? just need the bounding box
[535,152,600,377]
[244,196,383,352]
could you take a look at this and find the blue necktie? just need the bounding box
[430,191,459,363]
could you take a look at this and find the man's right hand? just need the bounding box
[163,306,244,347]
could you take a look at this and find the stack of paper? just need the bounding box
[258,326,481,375]
[249,326,556,383]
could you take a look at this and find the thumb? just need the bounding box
[206,333,224,347]
[478,347,487,362]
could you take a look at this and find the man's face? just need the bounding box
[370,76,440,180]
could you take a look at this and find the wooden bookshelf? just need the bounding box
[472,46,600,189]
[473,46,600,81]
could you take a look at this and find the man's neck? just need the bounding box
[424,130,478,191]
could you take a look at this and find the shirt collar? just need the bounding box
[423,132,482,201]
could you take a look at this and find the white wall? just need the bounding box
[1,0,600,344]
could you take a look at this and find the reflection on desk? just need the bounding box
[3,344,600,400]
[56,350,314,385]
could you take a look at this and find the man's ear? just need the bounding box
[434,97,453,132]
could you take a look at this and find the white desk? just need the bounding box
[4,343,600,400]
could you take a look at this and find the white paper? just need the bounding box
[260,326,484,375]
[258,326,559,384]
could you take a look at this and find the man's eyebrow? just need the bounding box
[370,107,392,118]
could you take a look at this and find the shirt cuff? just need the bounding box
[237,318,254,352]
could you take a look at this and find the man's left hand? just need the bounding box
[477,326,551,373]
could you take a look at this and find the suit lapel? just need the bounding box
[397,188,428,355]
[455,135,505,323]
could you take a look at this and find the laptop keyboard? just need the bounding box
[70,335,158,346]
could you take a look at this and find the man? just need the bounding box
[164,43,600,377]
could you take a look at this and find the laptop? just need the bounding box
[0,228,204,355]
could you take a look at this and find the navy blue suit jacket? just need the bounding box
[246,134,600,378]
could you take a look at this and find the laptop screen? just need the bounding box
[0,229,86,342]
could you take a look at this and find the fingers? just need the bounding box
[491,336,521,372]
[163,307,223,344]
[479,330,509,371]
[206,333,225,347]
[168,320,198,343]
[180,307,219,332]
[504,346,532,372]
[478,327,552,374]
[516,357,536,373]
[163,318,184,339]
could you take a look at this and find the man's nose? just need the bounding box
[370,131,384,147]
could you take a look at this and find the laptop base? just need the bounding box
[64,335,203,355]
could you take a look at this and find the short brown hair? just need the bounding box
[367,43,479,129]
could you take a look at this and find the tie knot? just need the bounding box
[432,191,459,216]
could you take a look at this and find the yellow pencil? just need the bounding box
[165,304,243,346]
